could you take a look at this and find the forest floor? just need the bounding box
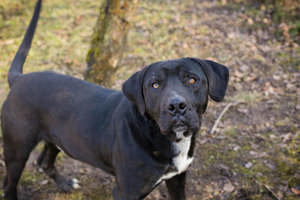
[0,0,299,199]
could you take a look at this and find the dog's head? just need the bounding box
[122,58,229,142]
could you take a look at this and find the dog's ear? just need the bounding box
[188,58,229,102]
[122,68,147,115]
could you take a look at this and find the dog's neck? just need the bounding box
[125,104,175,162]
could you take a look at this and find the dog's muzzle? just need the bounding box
[167,95,187,116]
[163,95,193,142]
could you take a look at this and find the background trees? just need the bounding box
[85,0,139,87]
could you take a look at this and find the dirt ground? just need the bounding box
[0,0,299,199]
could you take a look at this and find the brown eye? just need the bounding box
[188,78,196,85]
[152,82,159,88]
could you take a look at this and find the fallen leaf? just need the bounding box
[291,187,300,195]
[223,182,235,193]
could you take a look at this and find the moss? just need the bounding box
[86,186,113,200]
[21,170,44,185]
[198,128,300,199]
[276,47,300,71]
[288,177,300,188]
[287,134,300,159]
[224,127,238,136]
[85,0,138,87]
[228,91,262,105]
[275,117,290,127]
[68,192,85,200]
[49,192,85,200]
[286,196,300,200]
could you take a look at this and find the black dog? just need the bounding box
[1,0,229,199]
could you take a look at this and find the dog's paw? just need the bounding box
[71,178,81,189]
[38,167,44,173]
[57,178,81,192]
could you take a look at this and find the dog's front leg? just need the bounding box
[112,187,141,200]
[165,172,186,200]
[112,187,122,200]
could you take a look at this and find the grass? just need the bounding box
[228,91,262,105]
[0,0,99,105]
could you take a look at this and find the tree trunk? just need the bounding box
[85,0,139,87]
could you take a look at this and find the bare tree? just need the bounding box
[85,0,139,87]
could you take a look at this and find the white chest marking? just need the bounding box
[155,132,193,185]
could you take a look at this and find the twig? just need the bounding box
[263,184,281,200]
[253,179,281,200]
[210,101,240,135]
[0,159,5,167]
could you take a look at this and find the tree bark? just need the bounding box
[85,0,139,87]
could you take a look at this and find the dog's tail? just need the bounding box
[8,0,42,87]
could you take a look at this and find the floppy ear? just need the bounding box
[188,58,229,102]
[122,68,147,115]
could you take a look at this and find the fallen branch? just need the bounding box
[263,184,281,200]
[210,101,241,135]
[0,159,5,167]
[253,179,281,200]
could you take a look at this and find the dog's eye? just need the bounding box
[152,82,160,88]
[188,78,196,85]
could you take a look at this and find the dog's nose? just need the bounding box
[167,96,187,115]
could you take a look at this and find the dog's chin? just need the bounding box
[157,116,198,142]
[159,125,192,143]
[173,126,192,141]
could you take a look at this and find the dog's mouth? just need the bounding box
[171,125,191,143]
[172,126,187,133]
[157,111,199,142]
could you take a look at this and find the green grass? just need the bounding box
[0,0,99,105]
